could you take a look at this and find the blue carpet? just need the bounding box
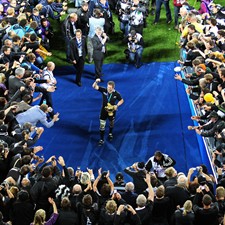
[36,62,208,179]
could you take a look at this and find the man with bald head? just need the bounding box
[120,182,138,208]
[70,184,83,212]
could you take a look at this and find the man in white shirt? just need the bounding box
[40,61,57,118]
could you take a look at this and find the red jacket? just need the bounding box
[173,0,182,7]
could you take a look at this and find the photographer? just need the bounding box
[97,0,114,35]
[129,0,146,35]
[115,204,141,225]
[124,30,144,69]
[30,155,61,213]
[117,0,131,36]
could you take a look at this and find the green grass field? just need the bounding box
[47,0,224,66]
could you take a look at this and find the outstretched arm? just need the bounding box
[92,78,101,90]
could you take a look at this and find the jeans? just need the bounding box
[120,20,129,36]
[154,0,172,23]
[129,47,143,67]
[174,5,181,26]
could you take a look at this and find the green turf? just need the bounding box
[47,0,224,66]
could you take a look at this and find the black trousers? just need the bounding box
[73,57,85,83]
[40,92,54,117]
[94,56,104,78]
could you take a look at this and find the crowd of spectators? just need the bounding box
[0,0,224,224]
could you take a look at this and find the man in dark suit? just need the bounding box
[8,67,26,101]
[70,29,87,87]
[62,13,78,62]
[92,26,108,81]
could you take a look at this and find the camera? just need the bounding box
[199,185,205,190]
[139,0,148,5]
[48,107,53,113]
[121,5,131,14]
[193,166,201,171]
[128,34,136,42]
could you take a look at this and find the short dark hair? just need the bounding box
[30,33,37,42]
[12,35,21,42]
[20,165,30,175]
[154,150,163,158]
[2,45,10,53]
[19,19,28,28]
[41,166,51,178]
[203,194,212,206]
[82,194,92,207]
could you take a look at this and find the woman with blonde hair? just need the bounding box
[174,200,195,225]
[99,200,117,225]
[31,197,58,225]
